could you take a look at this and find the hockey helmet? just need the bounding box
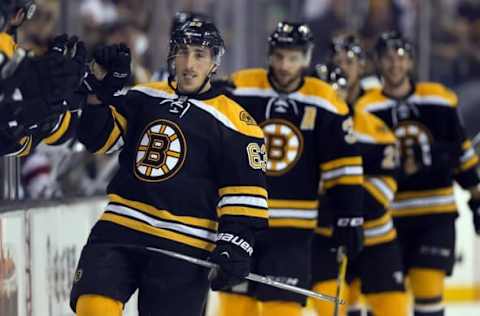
[268,21,313,55]
[169,19,225,65]
[329,34,365,60]
[170,11,211,35]
[375,31,413,58]
[315,63,348,92]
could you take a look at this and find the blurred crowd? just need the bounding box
[3,0,480,201]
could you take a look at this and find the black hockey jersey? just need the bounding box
[229,68,363,230]
[316,109,398,246]
[78,82,269,256]
[356,82,480,218]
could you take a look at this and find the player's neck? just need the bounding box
[347,82,361,105]
[383,78,412,99]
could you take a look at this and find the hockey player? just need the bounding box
[70,20,269,316]
[217,22,364,316]
[357,31,480,316]
[311,36,408,316]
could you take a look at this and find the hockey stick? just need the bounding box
[145,246,344,304]
[334,246,348,316]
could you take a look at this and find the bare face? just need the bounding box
[332,51,362,88]
[174,45,215,94]
[270,48,307,90]
[378,49,413,88]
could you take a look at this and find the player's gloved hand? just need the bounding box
[332,215,364,258]
[83,43,131,103]
[209,224,254,291]
[468,198,480,235]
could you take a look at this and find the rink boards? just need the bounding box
[0,186,479,316]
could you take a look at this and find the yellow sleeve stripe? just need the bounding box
[314,227,333,237]
[363,181,390,207]
[462,140,472,150]
[17,136,32,157]
[364,212,391,229]
[320,157,362,171]
[219,186,268,198]
[323,175,363,189]
[96,124,121,154]
[101,213,215,251]
[268,199,318,209]
[459,155,479,172]
[364,230,397,247]
[269,218,316,229]
[43,112,72,145]
[395,186,453,200]
[111,106,127,132]
[108,194,218,230]
[217,206,269,219]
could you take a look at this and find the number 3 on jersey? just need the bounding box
[342,117,356,144]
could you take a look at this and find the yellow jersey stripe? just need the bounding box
[108,194,218,230]
[323,175,363,189]
[314,227,333,237]
[320,157,362,171]
[111,106,127,132]
[364,212,392,229]
[43,112,72,145]
[219,186,268,198]
[459,155,479,172]
[395,187,453,200]
[269,218,317,229]
[391,203,457,217]
[100,213,215,251]
[268,199,318,209]
[17,135,33,157]
[364,229,397,247]
[97,124,121,154]
[217,206,269,219]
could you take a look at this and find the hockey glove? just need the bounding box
[209,223,254,291]
[332,215,364,258]
[468,198,480,235]
[83,43,131,103]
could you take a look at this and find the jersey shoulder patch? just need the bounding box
[413,82,458,108]
[299,76,350,115]
[201,95,264,139]
[231,68,269,89]
[130,81,176,98]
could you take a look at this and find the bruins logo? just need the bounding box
[394,121,433,175]
[240,111,257,125]
[134,119,187,182]
[261,119,304,176]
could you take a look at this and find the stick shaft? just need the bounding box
[145,246,343,304]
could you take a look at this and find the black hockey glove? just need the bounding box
[332,215,364,258]
[83,43,131,103]
[468,198,480,235]
[209,223,254,291]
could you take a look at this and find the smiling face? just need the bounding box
[174,44,215,94]
[269,47,307,91]
[377,48,413,89]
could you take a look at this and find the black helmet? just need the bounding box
[375,31,413,57]
[314,63,348,91]
[169,19,225,63]
[170,11,211,35]
[0,0,15,29]
[14,0,36,19]
[329,34,365,60]
[268,21,314,54]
